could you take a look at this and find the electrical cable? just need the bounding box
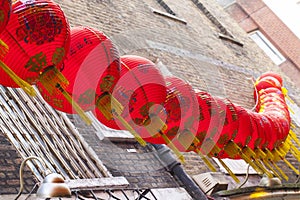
[237,164,251,189]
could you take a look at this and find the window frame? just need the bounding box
[249,30,286,65]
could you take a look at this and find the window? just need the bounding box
[216,0,236,8]
[249,31,286,65]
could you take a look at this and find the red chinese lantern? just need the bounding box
[257,114,276,150]
[0,0,11,34]
[244,72,287,157]
[255,75,282,91]
[276,115,290,143]
[94,55,167,131]
[0,0,70,87]
[196,96,239,159]
[263,114,284,150]
[140,76,197,144]
[232,106,253,148]
[195,92,224,155]
[135,80,181,144]
[160,77,200,152]
[215,97,239,148]
[37,26,120,113]
[257,72,283,86]
[251,112,269,149]
[255,87,285,112]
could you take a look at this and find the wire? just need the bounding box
[237,164,251,189]
[75,191,88,200]
[15,156,46,200]
[107,190,122,200]
[295,164,300,183]
[24,183,39,200]
[246,76,259,111]
[90,190,105,200]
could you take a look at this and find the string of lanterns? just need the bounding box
[1,0,300,183]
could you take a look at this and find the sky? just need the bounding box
[263,0,300,39]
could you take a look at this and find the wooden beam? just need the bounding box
[65,177,129,191]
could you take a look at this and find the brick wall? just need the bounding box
[1,0,300,194]
[57,0,300,187]
[68,115,180,189]
[0,134,36,194]
[225,0,300,88]
[280,59,300,87]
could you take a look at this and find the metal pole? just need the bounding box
[152,144,208,200]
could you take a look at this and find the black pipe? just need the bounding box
[152,144,208,200]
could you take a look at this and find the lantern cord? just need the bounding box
[114,112,147,147]
[24,183,39,200]
[160,132,185,163]
[144,115,185,163]
[0,40,36,96]
[261,158,281,179]
[246,76,258,111]
[0,61,36,96]
[39,66,92,125]
[217,158,240,183]
[255,148,281,179]
[58,84,92,125]
[264,149,289,181]
[195,149,217,172]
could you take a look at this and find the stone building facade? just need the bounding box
[0,0,300,199]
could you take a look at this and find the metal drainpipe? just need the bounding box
[151,144,208,200]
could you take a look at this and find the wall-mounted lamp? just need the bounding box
[14,156,71,200]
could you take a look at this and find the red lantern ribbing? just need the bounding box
[140,76,200,145]
[0,0,70,87]
[0,0,296,182]
[94,55,167,132]
[158,77,200,152]
[0,0,11,34]
[37,26,120,113]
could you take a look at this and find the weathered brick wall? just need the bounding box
[57,0,275,72]
[225,3,258,33]
[57,0,300,186]
[0,134,36,194]
[56,0,300,189]
[2,0,300,194]
[280,59,300,87]
[68,115,180,189]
